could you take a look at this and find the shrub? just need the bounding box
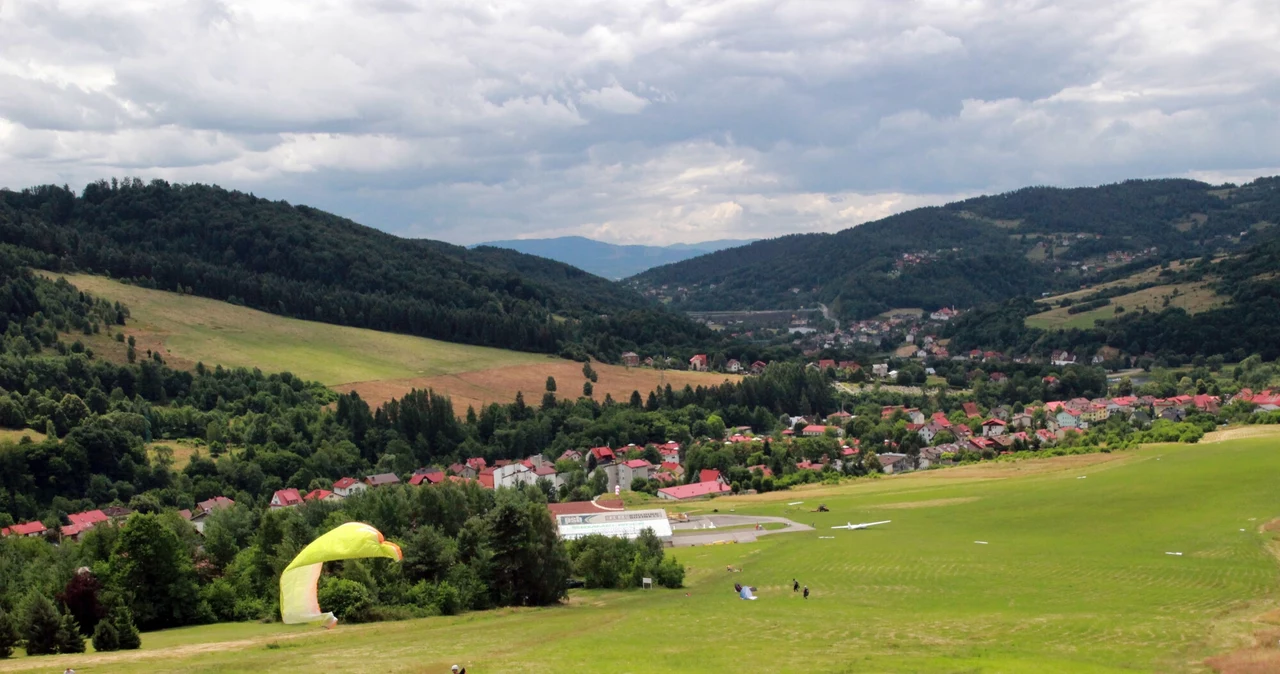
[91,619,120,652]
[317,578,372,621]
[110,604,141,650]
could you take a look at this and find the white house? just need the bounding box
[618,459,653,489]
[332,477,368,498]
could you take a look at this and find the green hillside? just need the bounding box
[0,179,715,361]
[633,177,1280,320]
[8,434,1279,673]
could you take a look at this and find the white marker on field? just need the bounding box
[975,541,989,545]
[1165,552,1183,556]
[818,536,834,539]
[788,502,804,506]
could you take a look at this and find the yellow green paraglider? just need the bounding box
[280,522,403,627]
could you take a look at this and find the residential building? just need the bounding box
[365,473,401,488]
[726,359,743,373]
[409,469,445,486]
[621,352,640,367]
[962,402,981,418]
[618,459,653,488]
[270,488,303,508]
[304,489,340,502]
[332,477,368,498]
[981,419,1007,437]
[879,453,911,474]
[689,354,709,371]
[1,522,47,538]
[698,469,727,485]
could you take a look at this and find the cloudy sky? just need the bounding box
[2,0,1278,245]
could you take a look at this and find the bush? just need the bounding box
[317,578,372,621]
[91,619,120,652]
[654,556,685,588]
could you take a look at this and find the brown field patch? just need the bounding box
[1203,426,1280,444]
[335,362,740,412]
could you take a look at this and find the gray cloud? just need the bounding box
[1,0,1278,244]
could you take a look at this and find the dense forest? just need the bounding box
[0,179,717,362]
[633,177,1280,320]
[946,237,1280,362]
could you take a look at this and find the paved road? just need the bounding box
[670,515,813,547]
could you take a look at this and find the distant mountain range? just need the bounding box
[473,236,755,279]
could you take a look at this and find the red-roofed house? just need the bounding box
[2,521,47,538]
[68,510,109,528]
[962,402,981,418]
[747,464,774,478]
[189,496,235,533]
[968,437,996,451]
[981,419,1007,437]
[657,481,732,500]
[801,424,830,437]
[817,359,836,371]
[931,411,952,427]
[589,446,616,465]
[332,477,367,498]
[618,459,652,488]
[304,489,340,502]
[559,449,583,463]
[466,457,488,472]
[825,410,852,424]
[660,461,685,480]
[270,488,303,508]
[751,360,768,374]
[1036,429,1057,445]
[409,470,445,486]
[698,469,726,485]
[689,354,708,372]
[478,467,496,489]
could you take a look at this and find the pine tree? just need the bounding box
[111,604,141,650]
[629,390,642,408]
[583,381,593,397]
[55,611,85,654]
[91,618,120,652]
[0,608,17,658]
[19,592,61,656]
[545,376,556,392]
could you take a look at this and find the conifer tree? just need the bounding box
[111,604,141,650]
[55,611,85,654]
[91,618,120,652]
[19,592,60,656]
[0,608,17,658]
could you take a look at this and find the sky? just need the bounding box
[2,0,1278,246]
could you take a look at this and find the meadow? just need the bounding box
[43,273,737,411]
[1027,282,1223,330]
[6,431,1279,673]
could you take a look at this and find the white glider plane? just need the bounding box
[831,520,891,530]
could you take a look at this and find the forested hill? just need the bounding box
[0,179,715,360]
[632,177,1280,319]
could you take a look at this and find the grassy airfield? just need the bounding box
[5,431,1280,673]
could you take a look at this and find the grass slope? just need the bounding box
[9,434,1280,673]
[1027,281,1224,330]
[49,273,736,410]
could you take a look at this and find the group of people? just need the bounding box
[792,579,810,599]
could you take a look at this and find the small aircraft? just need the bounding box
[831,520,891,530]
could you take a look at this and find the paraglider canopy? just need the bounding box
[279,522,403,627]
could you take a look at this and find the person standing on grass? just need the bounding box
[803,586,810,600]
[793,579,799,592]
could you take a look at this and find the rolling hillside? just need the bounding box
[53,272,738,412]
[476,236,754,279]
[632,177,1280,321]
[0,180,716,360]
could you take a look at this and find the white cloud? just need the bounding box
[0,0,1277,244]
